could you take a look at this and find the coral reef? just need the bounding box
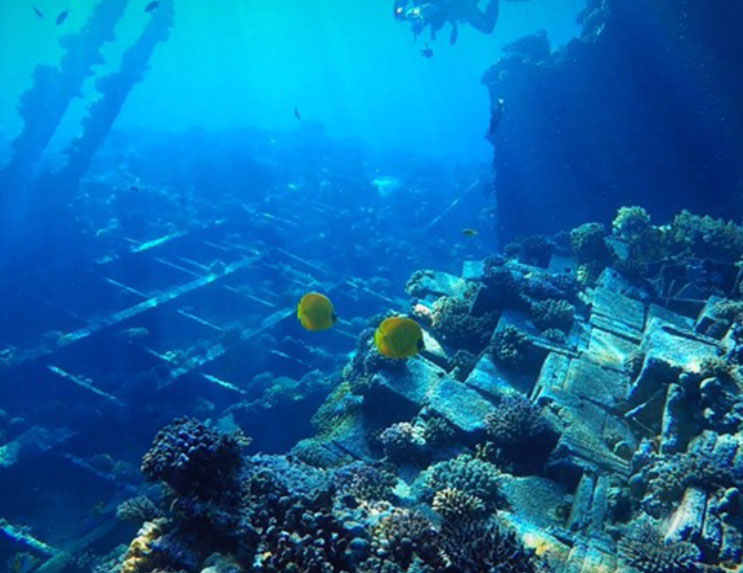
[116,496,160,523]
[484,394,547,447]
[570,223,609,264]
[379,422,427,461]
[441,519,546,573]
[431,487,486,524]
[529,299,575,333]
[668,210,743,262]
[140,417,248,500]
[368,509,443,570]
[431,295,498,352]
[334,462,398,503]
[618,519,701,573]
[489,325,530,369]
[424,454,501,509]
[121,519,167,573]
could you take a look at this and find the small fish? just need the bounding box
[375,316,424,359]
[55,9,68,25]
[462,228,478,238]
[145,1,160,12]
[421,46,433,58]
[297,293,337,332]
[33,6,44,18]
[294,105,301,120]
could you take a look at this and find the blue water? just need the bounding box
[1,1,740,572]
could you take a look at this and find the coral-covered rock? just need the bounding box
[141,417,247,500]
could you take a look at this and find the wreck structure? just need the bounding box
[485,0,743,239]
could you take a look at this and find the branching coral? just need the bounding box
[422,416,456,447]
[431,295,498,352]
[379,422,427,461]
[334,462,398,503]
[441,519,545,573]
[425,454,501,509]
[140,417,247,500]
[116,496,160,523]
[369,509,443,570]
[668,210,743,261]
[632,438,743,515]
[530,299,575,333]
[489,325,530,370]
[431,487,486,524]
[484,394,547,447]
[570,222,610,263]
[618,519,701,573]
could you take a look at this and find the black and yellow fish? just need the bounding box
[374,316,424,359]
[297,293,337,331]
[462,228,478,238]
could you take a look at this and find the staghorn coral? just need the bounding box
[116,496,160,523]
[425,454,501,509]
[431,487,486,524]
[140,417,247,500]
[489,325,530,370]
[529,299,575,333]
[441,519,546,573]
[484,394,547,447]
[431,295,499,352]
[618,519,701,573]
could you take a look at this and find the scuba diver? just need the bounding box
[394,0,502,45]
